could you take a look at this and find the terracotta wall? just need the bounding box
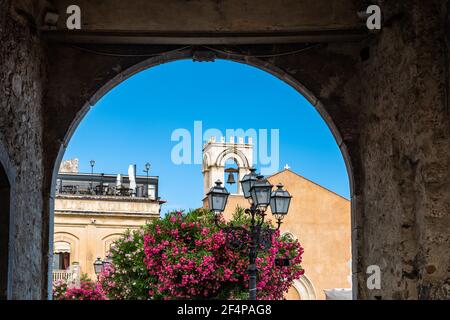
[207,169,351,299]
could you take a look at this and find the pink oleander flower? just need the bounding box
[97,208,304,300]
[53,278,107,300]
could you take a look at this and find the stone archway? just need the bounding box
[0,0,442,300]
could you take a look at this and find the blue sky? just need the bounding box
[63,59,350,213]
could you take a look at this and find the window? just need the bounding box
[53,252,70,270]
[53,241,71,270]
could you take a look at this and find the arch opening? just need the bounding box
[48,52,356,300]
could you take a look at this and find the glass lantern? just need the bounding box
[270,183,292,220]
[206,180,230,214]
[240,168,258,199]
[249,177,273,210]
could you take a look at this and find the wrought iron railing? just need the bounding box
[53,263,81,287]
[52,269,74,282]
[57,183,155,199]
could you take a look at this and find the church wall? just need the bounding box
[269,170,351,300]
[209,169,351,300]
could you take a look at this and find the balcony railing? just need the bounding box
[56,173,158,200]
[58,184,153,198]
[53,269,75,282]
[53,263,81,287]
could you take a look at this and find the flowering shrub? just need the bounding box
[98,229,150,299]
[53,276,107,300]
[99,208,304,300]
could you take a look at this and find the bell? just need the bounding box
[226,172,236,185]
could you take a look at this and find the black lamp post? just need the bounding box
[143,162,151,198]
[207,169,292,300]
[90,160,96,193]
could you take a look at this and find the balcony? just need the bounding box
[52,262,81,287]
[53,269,76,282]
[56,172,158,199]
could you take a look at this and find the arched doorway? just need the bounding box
[48,51,355,299]
[286,276,317,300]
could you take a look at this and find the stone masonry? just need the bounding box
[0,0,448,299]
[0,0,46,299]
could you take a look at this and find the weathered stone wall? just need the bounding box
[0,0,46,299]
[1,0,449,300]
[356,0,450,299]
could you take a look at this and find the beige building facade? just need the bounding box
[53,160,163,281]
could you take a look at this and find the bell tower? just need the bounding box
[203,136,253,196]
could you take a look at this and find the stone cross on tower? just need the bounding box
[202,136,253,196]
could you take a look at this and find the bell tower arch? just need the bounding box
[202,136,253,196]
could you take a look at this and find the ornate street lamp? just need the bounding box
[208,170,292,300]
[93,257,103,277]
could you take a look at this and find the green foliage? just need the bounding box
[99,208,304,300]
[99,229,150,299]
